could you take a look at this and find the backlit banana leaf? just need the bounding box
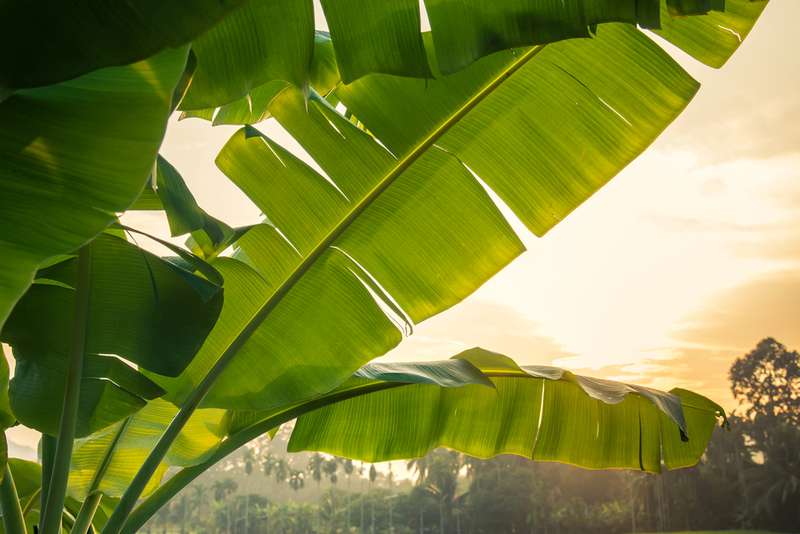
[654,0,769,68]
[287,349,721,473]
[67,399,229,501]
[1,234,223,438]
[0,46,190,331]
[178,0,314,111]
[148,22,699,413]
[177,33,340,124]
[0,1,246,90]
[122,352,724,534]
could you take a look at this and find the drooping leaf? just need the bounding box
[287,349,716,473]
[0,1,246,90]
[2,234,223,437]
[120,226,225,289]
[67,399,229,501]
[318,0,432,83]
[155,155,205,237]
[179,0,314,110]
[122,353,722,534]
[0,45,190,331]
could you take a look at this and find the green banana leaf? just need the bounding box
[178,0,314,111]
[1,233,223,438]
[67,399,229,501]
[148,22,698,414]
[0,45,190,331]
[122,352,724,534]
[177,32,340,124]
[654,0,769,68]
[0,1,246,90]
[288,348,723,473]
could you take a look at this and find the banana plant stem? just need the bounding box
[121,382,407,534]
[41,242,92,534]
[71,493,103,534]
[102,44,546,534]
[39,434,56,533]
[1,466,27,534]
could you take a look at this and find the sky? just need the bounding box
[5,1,799,455]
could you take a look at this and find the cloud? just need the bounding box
[671,270,800,352]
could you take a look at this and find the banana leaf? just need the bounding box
[149,23,698,415]
[67,399,229,501]
[1,234,223,438]
[122,351,724,534]
[0,46,190,331]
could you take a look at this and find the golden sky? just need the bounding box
[6,1,799,451]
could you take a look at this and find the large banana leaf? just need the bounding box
[176,0,766,122]
[1,234,223,437]
[67,399,229,501]
[149,22,698,414]
[121,352,724,534]
[0,46,190,331]
[0,1,246,90]
[288,349,722,473]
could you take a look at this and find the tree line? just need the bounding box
[144,338,799,534]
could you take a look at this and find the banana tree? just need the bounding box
[0,1,771,534]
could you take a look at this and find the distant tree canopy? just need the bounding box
[729,337,800,425]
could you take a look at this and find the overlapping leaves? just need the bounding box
[1,234,223,438]
[120,351,724,534]
[0,46,190,331]
[148,22,699,416]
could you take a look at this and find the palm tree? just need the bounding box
[388,462,394,534]
[407,457,429,487]
[323,458,339,532]
[263,452,276,493]
[274,458,289,533]
[308,453,326,534]
[369,465,377,534]
[169,493,190,534]
[212,477,238,534]
[262,453,276,534]
[343,459,354,534]
[156,501,171,534]
[287,470,304,534]
[243,449,256,534]
[360,462,365,534]
[191,483,210,532]
[288,469,305,493]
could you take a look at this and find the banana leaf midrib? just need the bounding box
[121,366,705,534]
[192,44,548,408]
